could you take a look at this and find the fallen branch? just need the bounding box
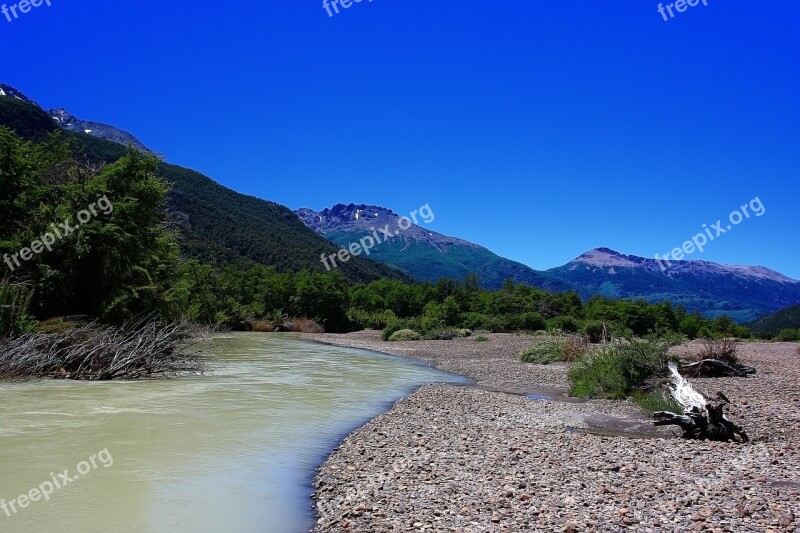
[680,359,756,378]
[652,363,749,443]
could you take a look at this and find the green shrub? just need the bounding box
[568,335,681,399]
[459,312,492,331]
[348,308,396,330]
[630,390,684,416]
[382,318,420,341]
[776,329,800,342]
[474,335,489,342]
[480,317,506,333]
[388,329,421,342]
[548,316,579,333]
[504,312,547,332]
[423,328,470,340]
[423,329,457,340]
[583,320,611,343]
[520,337,567,365]
[0,281,35,339]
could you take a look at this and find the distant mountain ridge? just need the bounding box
[0,84,152,152]
[0,83,37,104]
[548,248,800,323]
[296,203,569,292]
[48,108,153,154]
[298,205,800,322]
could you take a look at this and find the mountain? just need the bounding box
[295,203,569,292]
[0,84,152,152]
[0,86,407,283]
[0,84,36,104]
[297,203,800,322]
[746,304,800,335]
[546,248,800,323]
[48,108,153,154]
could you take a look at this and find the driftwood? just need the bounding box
[0,317,213,381]
[652,364,749,443]
[680,359,756,378]
[654,392,749,443]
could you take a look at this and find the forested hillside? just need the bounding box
[0,97,406,283]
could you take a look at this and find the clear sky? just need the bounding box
[3,0,799,277]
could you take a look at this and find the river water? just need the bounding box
[0,334,464,533]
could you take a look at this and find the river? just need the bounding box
[0,333,464,533]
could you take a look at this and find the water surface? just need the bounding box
[0,334,463,533]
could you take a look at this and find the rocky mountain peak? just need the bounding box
[0,84,37,105]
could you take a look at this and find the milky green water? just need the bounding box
[0,334,464,533]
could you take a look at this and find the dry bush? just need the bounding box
[251,320,275,332]
[291,318,325,334]
[520,335,587,365]
[695,337,739,365]
[562,336,589,362]
[0,318,213,381]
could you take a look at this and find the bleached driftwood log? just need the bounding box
[653,363,749,443]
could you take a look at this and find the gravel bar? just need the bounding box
[304,332,800,532]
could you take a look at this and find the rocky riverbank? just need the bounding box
[305,332,799,532]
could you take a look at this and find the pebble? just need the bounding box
[309,333,800,532]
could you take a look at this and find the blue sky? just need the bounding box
[3,0,799,277]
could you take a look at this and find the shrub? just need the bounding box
[474,336,489,343]
[504,312,547,332]
[382,318,421,341]
[423,328,470,340]
[520,338,564,364]
[0,281,35,339]
[776,329,800,342]
[388,329,421,342]
[347,308,396,330]
[483,317,507,333]
[292,318,325,333]
[695,337,739,365]
[630,389,684,416]
[562,336,589,362]
[568,335,680,399]
[583,321,611,344]
[35,317,78,335]
[251,320,275,332]
[424,329,457,340]
[548,316,579,333]
[459,312,493,331]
